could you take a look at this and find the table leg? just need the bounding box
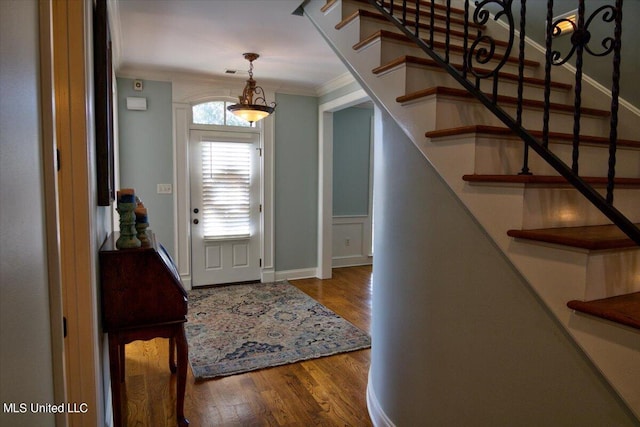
[175,326,189,426]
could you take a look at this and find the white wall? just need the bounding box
[0,1,55,426]
[368,108,638,426]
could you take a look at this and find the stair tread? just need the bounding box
[567,292,640,330]
[427,125,640,148]
[506,224,640,250]
[463,174,640,186]
[374,56,570,89]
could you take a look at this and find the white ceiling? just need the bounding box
[112,0,350,94]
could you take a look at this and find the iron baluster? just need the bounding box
[402,0,407,26]
[415,0,420,38]
[518,0,531,175]
[607,0,623,204]
[467,0,515,102]
[445,0,451,64]
[429,1,434,47]
[570,1,587,175]
[463,0,470,80]
[542,0,554,149]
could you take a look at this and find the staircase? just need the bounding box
[304,0,640,418]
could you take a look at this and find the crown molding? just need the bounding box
[315,72,356,97]
[116,66,323,98]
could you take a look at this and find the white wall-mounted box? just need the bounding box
[126,96,147,111]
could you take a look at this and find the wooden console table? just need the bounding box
[99,232,189,427]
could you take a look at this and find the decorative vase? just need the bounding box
[135,205,150,247]
[116,189,141,249]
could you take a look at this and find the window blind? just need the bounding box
[201,141,252,239]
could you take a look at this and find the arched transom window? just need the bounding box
[192,100,252,127]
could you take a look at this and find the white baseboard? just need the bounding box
[274,267,318,281]
[333,255,373,268]
[367,369,396,427]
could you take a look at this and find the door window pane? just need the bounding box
[201,141,252,239]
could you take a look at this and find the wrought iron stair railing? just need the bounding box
[368,0,640,245]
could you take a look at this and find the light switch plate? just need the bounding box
[157,183,172,194]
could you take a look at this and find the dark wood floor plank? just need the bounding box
[121,265,373,426]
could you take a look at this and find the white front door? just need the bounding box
[189,129,261,286]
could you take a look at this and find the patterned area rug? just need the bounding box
[185,281,371,381]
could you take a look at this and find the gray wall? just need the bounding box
[0,1,55,425]
[370,108,638,425]
[333,107,372,216]
[117,78,175,256]
[274,93,319,271]
[116,85,322,273]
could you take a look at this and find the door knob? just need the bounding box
[193,208,199,214]
[193,219,199,225]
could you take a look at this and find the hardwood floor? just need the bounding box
[122,265,373,426]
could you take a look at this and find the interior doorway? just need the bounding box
[317,88,374,279]
[331,103,375,268]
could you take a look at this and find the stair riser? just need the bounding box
[398,63,571,104]
[421,96,612,136]
[374,36,536,77]
[586,249,640,300]
[471,137,640,178]
[354,12,489,48]
[522,187,640,228]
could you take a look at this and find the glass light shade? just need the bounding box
[227,104,274,123]
[555,16,576,34]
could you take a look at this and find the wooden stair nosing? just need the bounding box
[321,0,338,13]
[396,86,610,117]
[567,292,640,330]
[506,224,640,250]
[426,125,640,149]
[462,174,640,187]
[374,55,572,91]
[353,30,540,68]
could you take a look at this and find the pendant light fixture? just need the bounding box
[227,53,276,123]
